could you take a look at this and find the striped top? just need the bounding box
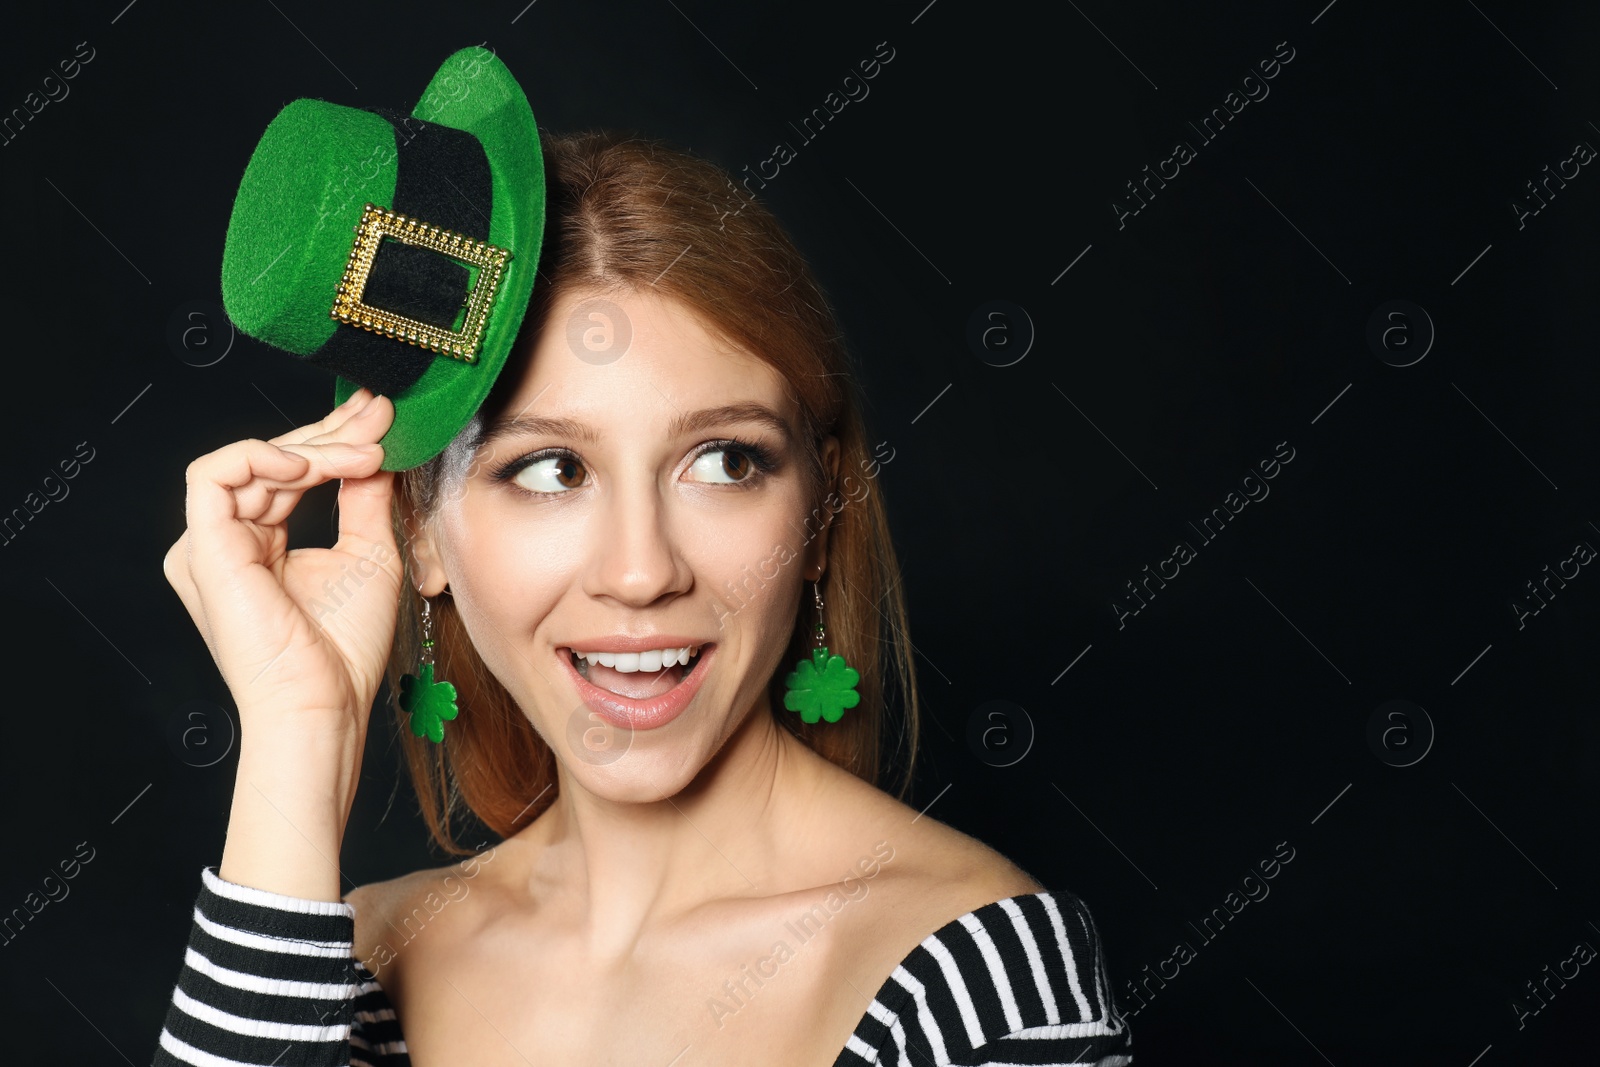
[153,867,1133,1066]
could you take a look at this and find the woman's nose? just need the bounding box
[582,477,689,607]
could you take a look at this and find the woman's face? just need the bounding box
[414,285,836,799]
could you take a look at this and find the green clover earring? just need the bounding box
[782,579,860,724]
[399,595,459,744]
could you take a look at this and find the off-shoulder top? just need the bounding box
[150,867,1134,1066]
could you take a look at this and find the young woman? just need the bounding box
[152,118,1133,1066]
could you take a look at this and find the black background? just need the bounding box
[1,1,1596,1063]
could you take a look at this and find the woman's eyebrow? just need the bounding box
[475,401,795,451]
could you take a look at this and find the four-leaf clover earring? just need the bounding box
[399,595,460,744]
[782,579,861,724]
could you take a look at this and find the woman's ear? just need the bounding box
[404,509,450,597]
[802,435,842,582]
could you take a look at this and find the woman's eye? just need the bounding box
[512,455,588,494]
[503,444,766,494]
[687,447,754,484]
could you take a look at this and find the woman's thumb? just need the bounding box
[334,466,398,568]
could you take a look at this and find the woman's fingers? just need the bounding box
[184,438,384,583]
[163,529,201,616]
[334,467,398,572]
[196,390,377,527]
[167,394,398,650]
[327,396,399,570]
[236,399,394,526]
[299,391,394,451]
[267,387,375,447]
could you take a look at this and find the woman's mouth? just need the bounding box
[567,644,707,701]
[561,643,715,731]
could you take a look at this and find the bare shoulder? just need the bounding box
[344,849,501,982]
[876,808,1045,921]
[343,866,436,973]
[814,767,1047,951]
[795,767,1051,1041]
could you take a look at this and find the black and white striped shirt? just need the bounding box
[152,867,1133,1066]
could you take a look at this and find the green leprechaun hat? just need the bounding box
[219,46,545,471]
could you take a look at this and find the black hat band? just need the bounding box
[302,107,495,396]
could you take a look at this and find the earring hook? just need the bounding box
[812,579,826,648]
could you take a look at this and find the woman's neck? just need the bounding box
[504,699,833,961]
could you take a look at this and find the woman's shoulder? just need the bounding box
[810,771,1052,970]
[818,764,1047,906]
[867,819,1045,924]
[344,847,505,983]
[795,776,1130,1060]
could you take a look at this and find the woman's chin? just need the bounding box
[558,745,711,803]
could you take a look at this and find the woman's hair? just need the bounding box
[384,128,921,854]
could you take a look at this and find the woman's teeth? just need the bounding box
[571,645,702,675]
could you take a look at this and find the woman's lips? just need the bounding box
[559,645,715,731]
